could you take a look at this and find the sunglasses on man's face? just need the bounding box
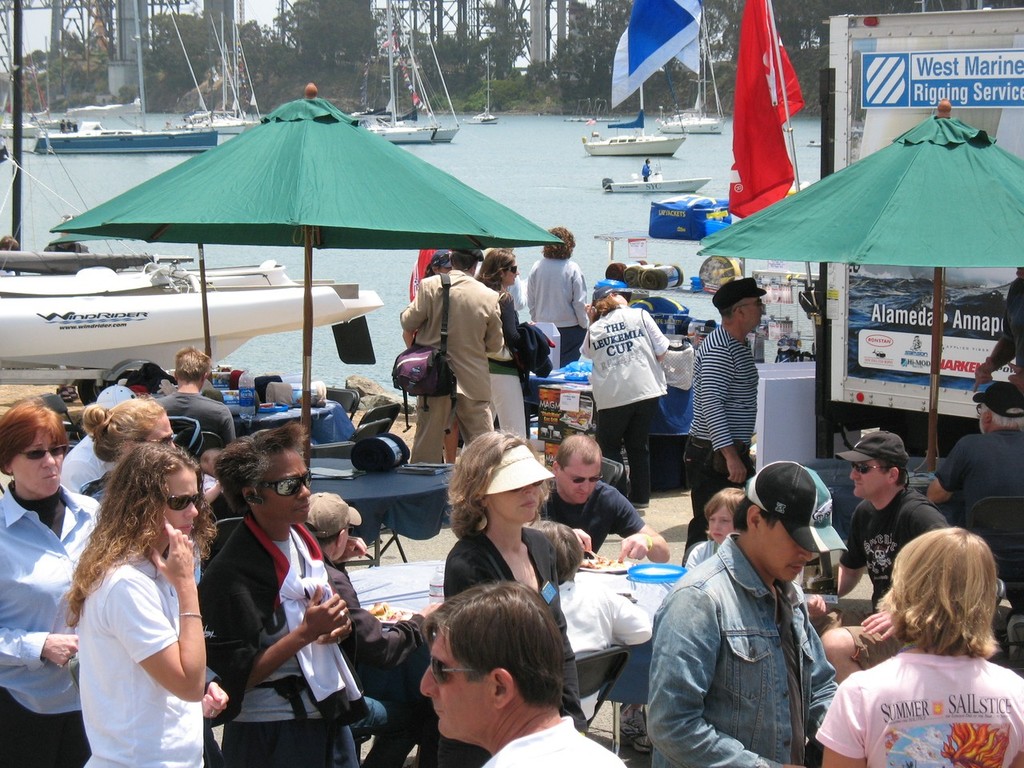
[21,445,70,461]
[429,656,478,684]
[851,462,889,475]
[258,471,312,497]
[567,473,601,485]
[166,493,203,511]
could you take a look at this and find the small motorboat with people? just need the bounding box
[602,174,710,194]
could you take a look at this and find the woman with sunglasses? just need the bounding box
[0,398,97,768]
[199,423,365,768]
[439,431,586,768]
[478,248,528,439]
[583,282,669,509]
[62,396,174,497]
[66,441,216,766]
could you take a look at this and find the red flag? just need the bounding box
[729,0,804,218]
[409,249,436,300]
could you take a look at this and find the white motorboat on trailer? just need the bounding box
[602,174,710,193]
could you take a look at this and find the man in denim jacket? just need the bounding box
[649,462,843,768]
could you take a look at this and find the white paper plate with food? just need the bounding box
[368,601,416,623]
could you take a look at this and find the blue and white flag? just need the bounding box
[611,0,703,107]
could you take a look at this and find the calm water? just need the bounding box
[6,114,824,389]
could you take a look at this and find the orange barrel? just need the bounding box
[606,262,627,282]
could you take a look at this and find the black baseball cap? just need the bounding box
[746,461,846,554]
[429,249,453,269]
[712,277,766,311]
[974,381,1024,417]
[836,431,909,467]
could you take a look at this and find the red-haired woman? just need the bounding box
[0,398,98,767]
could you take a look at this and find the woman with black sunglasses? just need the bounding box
[0,398,97,768]
[200,423,365,768]
[66,441,218,766]
[478,248,528,439]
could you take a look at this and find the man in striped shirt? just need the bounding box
[684,277,765,550]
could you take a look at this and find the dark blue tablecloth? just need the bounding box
[310,458,450,545]
[526,375,693,436]
[234,400,355,444]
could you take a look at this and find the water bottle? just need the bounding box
[238,370,256,418]
[429,564,445,604]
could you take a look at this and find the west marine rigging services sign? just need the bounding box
[862,49,1024,108]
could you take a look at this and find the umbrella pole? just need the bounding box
[926,267,945,471]
[198,243,212,358]
[302,226,314,460]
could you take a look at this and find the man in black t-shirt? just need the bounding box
[542,435,669,562]
[820,432,947,682]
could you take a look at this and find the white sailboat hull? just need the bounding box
[1,284,383,370]
[582,133,685,157]
[659,115,724,135]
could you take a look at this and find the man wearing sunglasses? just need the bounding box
[545,435,669,563]
[420,581,625,767]
[684,277,766,552]
[820,431,947,683]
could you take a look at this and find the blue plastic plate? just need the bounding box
[258,404,289,414]
[627,563,687,584]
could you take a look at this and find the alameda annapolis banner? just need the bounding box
[611,0,703,107]
[729,0,804,218]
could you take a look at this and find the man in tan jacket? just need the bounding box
[401,249,503,462]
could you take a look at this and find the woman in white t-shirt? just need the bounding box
[582,283,669,509]
[818,528,1024,768]
[67,443,220,768]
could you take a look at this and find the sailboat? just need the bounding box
[181,15,260,135]
[659,22,724,135]
[581,89,685,156]
[358,0,459,144]
[603,0,702,155]
[470,48,497,125]
[35,13,217,154]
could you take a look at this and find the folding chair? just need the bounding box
[207,516,244,564]
[351,418,391,442]
[601,457,629,497]
[968,496,1024,666]
[40,392,85,444]
[309,441,355,460]
[358,402,401,432]
[575,645,631,753]
[326,387,361,419]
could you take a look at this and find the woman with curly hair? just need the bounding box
[818,528,1024,768]
[61,397,173,496]
[67,442,217,767]
[440,431,585,768]
[526,226,589,367]
[0,398,97,768]
[477,248,527,438]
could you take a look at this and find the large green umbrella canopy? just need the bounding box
[700,112,1024,266]
[57,89,559,448]
[699,108,1024,467]
[57,94,558,249]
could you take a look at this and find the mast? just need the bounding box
[12,0,22,242]
[133,0,147,124]
[386,0,397,127]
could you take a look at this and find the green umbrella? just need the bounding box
[57,87,559,446]
[699,106,1024,468]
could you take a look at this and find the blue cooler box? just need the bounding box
[649,195,732,240]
